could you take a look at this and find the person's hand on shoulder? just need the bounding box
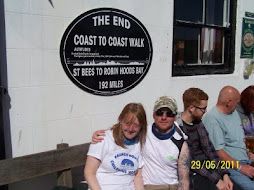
[91,130,105,144]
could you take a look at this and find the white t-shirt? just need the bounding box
[87,130,142,190]
[142,123,181,185]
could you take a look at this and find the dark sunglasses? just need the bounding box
[155,109,175,117]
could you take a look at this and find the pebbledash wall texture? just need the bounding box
[1,0,254,189]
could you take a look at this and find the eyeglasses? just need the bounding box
[193,106,207,113]
[155,110,175,117]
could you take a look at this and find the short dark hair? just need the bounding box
[240,85,254,114]
[183,88,208,110]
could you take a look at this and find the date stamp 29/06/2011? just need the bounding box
[191,160,240,170]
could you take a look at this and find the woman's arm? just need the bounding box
[177,141,190,190]
[134,168,144,190]
[84,155,101,190]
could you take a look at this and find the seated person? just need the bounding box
[91,96,190,190]
[84,103,147,190]
[178,88,232,190]
[236,85,254,135]
[203,86,254,190]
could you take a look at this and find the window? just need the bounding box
[172,0,237,76]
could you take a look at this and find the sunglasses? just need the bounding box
[155,109,175,117]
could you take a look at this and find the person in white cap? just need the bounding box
[91,96,190,190]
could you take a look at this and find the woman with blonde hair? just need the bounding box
[84,103,147,190]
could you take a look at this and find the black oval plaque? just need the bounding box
[60,8,153,96]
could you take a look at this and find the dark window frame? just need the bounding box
[172,0,237,76]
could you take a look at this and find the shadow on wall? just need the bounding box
[0,0,12,161]
[49,0,54,8]
[0,0,56,159]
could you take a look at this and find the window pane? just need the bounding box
[206,0,225,26]
[175,0,203,23]
[201,28,223,64]
[173,0,235,76]
[174,27,199,66]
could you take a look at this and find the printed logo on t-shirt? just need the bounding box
[110,152,138,174]
[243,118,249,125]
[167,156,175,161]
[121,159,134,167]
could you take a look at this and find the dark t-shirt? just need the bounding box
[182,120,208,161]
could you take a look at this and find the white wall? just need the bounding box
[4,0,253,157]
[3,0,254,190]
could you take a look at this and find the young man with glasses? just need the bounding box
[177,88,233,190]
[91,96,190,190]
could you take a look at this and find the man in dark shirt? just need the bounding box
[177,87,233,190]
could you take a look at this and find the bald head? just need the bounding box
[217,86,240,114]
[218,86,240,102]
